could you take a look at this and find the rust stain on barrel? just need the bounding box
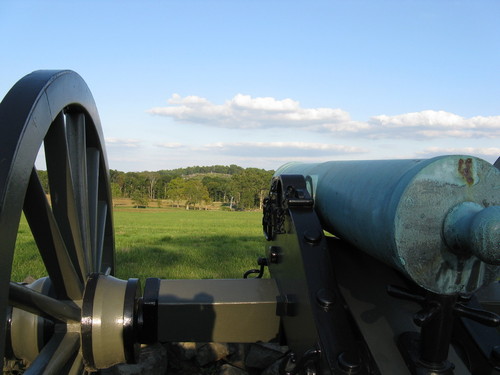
[458,158,474,185]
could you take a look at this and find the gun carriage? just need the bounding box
[0,70,499,374]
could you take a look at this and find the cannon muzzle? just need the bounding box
[276,155,500,294]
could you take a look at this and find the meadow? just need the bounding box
[12,209,266,283]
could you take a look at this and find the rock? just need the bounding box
[196,343,231,366]
[102,343,167,375]
[257,342,289,354]
[164,343,199,375]
[245,343,286,370]
[129,341,289,375]
[225,343,248,369]
[166,358,201,375]
[174,342,198,360]
[218,363,249,375]
[261,358,284,375]
[22,276,36,284]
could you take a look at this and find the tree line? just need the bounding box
[109,165,274,210]
[36,165,274,210]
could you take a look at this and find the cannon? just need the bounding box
[0,70,499,374]
[267,158,500,374]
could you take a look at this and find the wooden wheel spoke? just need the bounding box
[45,112,89,281]
[68,352,85,375]
[23,330,80,375]
[23,168,83,300]
[41,331,80,375]
[96,200,108,272]
[86,147,100,271]
[66,112,93,275]
[9,282,81,323]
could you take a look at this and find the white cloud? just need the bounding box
[371,110,464,128]
[156,142,184,149]
[148,93,352,129]
[369,110,500,139]
[105,138,141,148]
[167,93,211,106]
[316,121,371,133]
[148,94,500,139]
[231,94,298,112]
[199,141,367,157]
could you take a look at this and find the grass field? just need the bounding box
[12,209,267,283]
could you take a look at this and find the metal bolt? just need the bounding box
[337,351,361,374]
[304,229,322,244]
[316,288,335,312]
[268,246,280,264]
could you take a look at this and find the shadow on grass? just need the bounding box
[115,234,264,281]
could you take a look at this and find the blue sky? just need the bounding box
[1,0,499,171]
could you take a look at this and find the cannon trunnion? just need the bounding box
[1,71,499,374]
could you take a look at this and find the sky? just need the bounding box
[0,0,499,172]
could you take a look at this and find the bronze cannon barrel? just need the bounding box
[276,155,500,294]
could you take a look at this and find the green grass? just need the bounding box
[12,209,267,283]
[11,223,45,282]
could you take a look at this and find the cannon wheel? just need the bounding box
[0,70,115,373]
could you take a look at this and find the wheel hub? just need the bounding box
[81,274,141,370]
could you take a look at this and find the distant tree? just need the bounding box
[110,182,122,200]
[155,174,176,199]
[166,177,186,207]
[183,179,210,210]
[131,190,149,208]
[107,165,274,209]
[142,172,159,199]
[109,169,121,183]
[109,169,126,197]
[122,172,143,198]
[202,175,231,202]
[228,164,244,175]
[230,168,273,209]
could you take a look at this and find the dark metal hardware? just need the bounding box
[243,256,268,279]
[338,351,362,374]
[389,284,500,374]
[279,348,321,375]
[276,294,297,317]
